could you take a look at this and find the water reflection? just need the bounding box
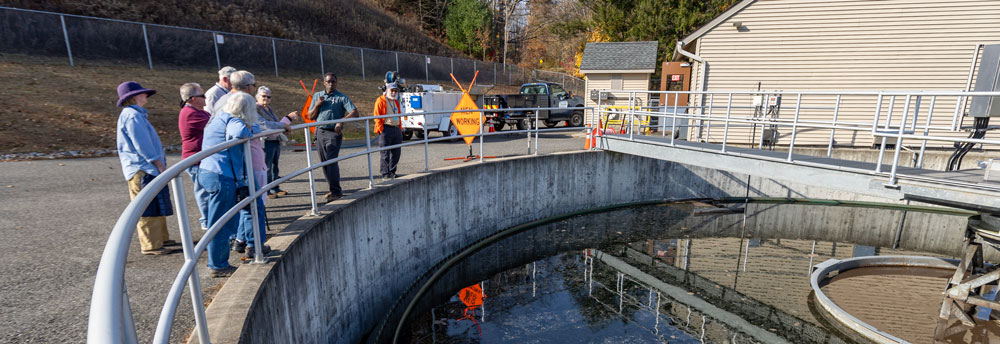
[397,202,988,343]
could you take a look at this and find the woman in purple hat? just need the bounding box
[115,81,176,255]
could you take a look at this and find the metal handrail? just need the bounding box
[88,105,592,343]
[597,89,1000,187]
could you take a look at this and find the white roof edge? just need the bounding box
[673,0,756,60]
[580,69,655,74]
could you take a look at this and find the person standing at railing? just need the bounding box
[308,73,358,202]
[373,82,403,180]
[212,70,259,117]
[205,66,236,114]
[177,83,211,230]
[255,86,300,198]
[232,120,271,258]
[115,81,177,256]
[198,92,256,278]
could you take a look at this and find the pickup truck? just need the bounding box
[483,82,586,131]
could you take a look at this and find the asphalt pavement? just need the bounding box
[0,129,583,343]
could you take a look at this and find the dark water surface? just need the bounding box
[396,202,992,343]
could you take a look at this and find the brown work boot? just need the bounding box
[141,247,178,255]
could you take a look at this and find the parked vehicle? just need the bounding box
[482,82,586,131]
[400,84,464,140]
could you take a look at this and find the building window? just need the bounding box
[611,74,623,90]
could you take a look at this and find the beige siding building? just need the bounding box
[674,0,1000,148]
[580,41,658,125]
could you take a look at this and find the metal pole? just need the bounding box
[141,24,153,70]
[425,55,429,81]
[319,44,325,76]
[826,94,842,158]
[122,287,138,344]
[212,32,220,70]
[423,126,429,172]
[917,96,937,168]
[533,110,539,155]
[629,92,635,141]
[365,120,374,188]
[670,91,679,145]
[706,94,714,143]
[60,15,74,67]
[787,93,803,162]
[244,141,265,263]
[360,48,366,80]
[303,128,319,216]
[479,112,485,162]
[892,200,911,249]
[168,178,210,343]
[451,58,454,75]
[474,60,477,74]
[494,63,497,85]
[875,96,896,173]
[395,52,399,72]
[722,93,733,153]
[271,39,279,77]
[887,95,911,185]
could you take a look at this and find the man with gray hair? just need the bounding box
[205,66,236,112]
[177,82,211,229]
[214,71,290,131]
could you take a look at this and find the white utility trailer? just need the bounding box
[400,84,465,140]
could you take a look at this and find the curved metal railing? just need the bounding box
[87,106,593,343]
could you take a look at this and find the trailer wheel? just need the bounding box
[492,121,505,132]
[544,120,559,128]
[447,125,460,142]
[402,131,413,140]
[414,130,425,139]
[570,110,585,127]
[515,118,534,131]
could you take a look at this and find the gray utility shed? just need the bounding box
[580,41,659,120]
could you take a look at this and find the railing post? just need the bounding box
[141,24,153,70]
[706,93,714,143]
[303,128,319,216]
[365,120,374,188]
[168,177,210,343]
[888,95,911,185]
[360,48,366,80]
[917,96,937,169]
[629,91,635,141]
[826,94,842,158]
[534,110,539,156]
[722,93,733,153]
[271,39,279,78]
[787,93,803,162]
[875,95,896,173]
[60,15,74,67]
[670,91,679,145]
[212,32,220,70]
[479,111,485,162]
[423,126,430,172]
[319,44,325,76]
[122,287,138,344]
[244,141,265,264]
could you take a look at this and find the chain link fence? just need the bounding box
[0,6,583,93]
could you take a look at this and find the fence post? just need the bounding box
[473,60,477,74]
[493,63,497,85]
[451,58,454,75]
[59,15,74,67]
[319,44,325,76]
[271,39,278,77]
[395,52,399,72]
[141,24,152,70]
[360,48,366,80]
[212,32,220,70]
[425,56,429,81]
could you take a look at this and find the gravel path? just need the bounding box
[0,130,583,343]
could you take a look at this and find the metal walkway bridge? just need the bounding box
[594,89,1000,213]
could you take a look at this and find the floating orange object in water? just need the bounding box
[457,283,486,336]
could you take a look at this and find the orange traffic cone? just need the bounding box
[585,127,593,149]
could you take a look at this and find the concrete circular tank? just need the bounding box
[197,151,977,343]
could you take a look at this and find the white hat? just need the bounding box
[386,82,399,90]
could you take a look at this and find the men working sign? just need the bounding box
[449,72,482,146]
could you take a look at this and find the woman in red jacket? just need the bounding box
[373,82,403,180]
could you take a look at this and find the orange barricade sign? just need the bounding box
[459,283,485,308]
[449,72,481,146]
[299,79,318,135]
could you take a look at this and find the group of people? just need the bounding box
[114,67,408,278]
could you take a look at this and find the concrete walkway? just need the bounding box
[0,131,581,343]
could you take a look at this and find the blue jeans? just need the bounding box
[236,195,266,248]
[198,170,238,270]
[264,140,281,192]
[186,165,209,229]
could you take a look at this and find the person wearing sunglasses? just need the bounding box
[178,82,211,230]
[255,86,299,199]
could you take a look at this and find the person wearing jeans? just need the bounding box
[177,82,211,229]
[255,86,298,198]
[198,92,254,277]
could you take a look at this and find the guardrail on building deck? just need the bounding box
[594,89,1000,188]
